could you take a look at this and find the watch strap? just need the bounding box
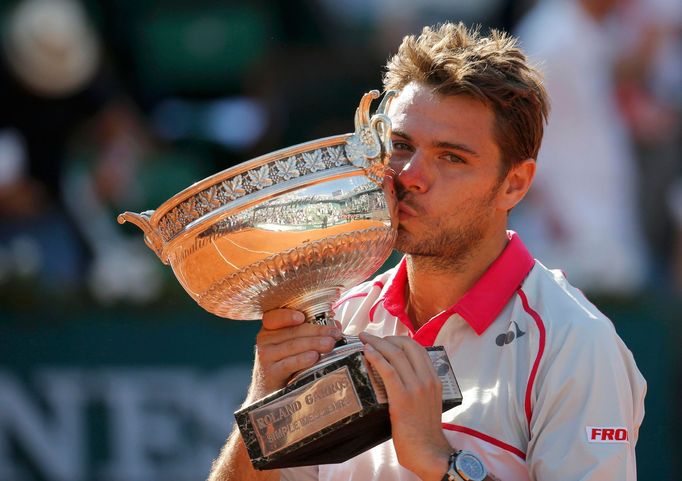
[441,451,464,481]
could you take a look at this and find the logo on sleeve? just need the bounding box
[586,426,629,443]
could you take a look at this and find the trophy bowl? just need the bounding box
[118,90,397,325]
[118,90,462,470]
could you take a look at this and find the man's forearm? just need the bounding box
[208,427,279,481]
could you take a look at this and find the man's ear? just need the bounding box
[498,159,536,211]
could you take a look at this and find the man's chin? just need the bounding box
[394,240,436,257]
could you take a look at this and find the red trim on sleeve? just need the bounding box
[368,298,381,322]
[332,292,369,310]
[442,423,527,460]
[332,282,384,310]
[518,288,546,433]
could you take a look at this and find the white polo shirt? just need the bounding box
[281,232,646,481]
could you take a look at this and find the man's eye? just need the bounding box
[393,142,412,151]
[443,153,465,163]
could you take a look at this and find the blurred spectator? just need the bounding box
[611,0,682,294]
[0,0,161,303]
[512,0,650,297]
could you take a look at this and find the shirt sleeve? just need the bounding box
[526,315,646,480]
[280,465,318,481]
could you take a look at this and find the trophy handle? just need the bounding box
[346,90,398,183]
[117,210,165,262]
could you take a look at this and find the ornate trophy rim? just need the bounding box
[118,90,396,263]
[160,135,355,264]
[156,133,352,226]
[163,165,360,268]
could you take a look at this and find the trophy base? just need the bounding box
[235,346,462,470]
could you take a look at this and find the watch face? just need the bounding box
[456,451,486,480]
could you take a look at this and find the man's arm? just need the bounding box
[208,427,276,481]
[526,314,646,480]
[207,310,342,481]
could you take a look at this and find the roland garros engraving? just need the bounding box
[249,367,362,456]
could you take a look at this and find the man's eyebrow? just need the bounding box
[392,130,412,141]
[433,140,480,157]
[392,130,480,157]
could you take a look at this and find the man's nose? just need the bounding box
[392,152,430,193]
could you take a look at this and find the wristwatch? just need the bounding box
[441,450,487,481]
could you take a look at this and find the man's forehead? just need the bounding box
[387,83,434,115]
[386,84,434,131]
[387,83,493,131]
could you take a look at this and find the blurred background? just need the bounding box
[0,0,679,479]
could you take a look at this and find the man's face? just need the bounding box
[387,82,507,269]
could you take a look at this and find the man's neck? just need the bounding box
[405,231,509,329]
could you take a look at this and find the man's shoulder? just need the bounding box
[520,261,646,402]
[521,261,618,341]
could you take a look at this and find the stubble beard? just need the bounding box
[395,214,489,274]
[394,187,499,274]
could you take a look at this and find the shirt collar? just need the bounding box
[371,256,411,329]
[374,231,535,339]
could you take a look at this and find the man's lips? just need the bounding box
[397,202,419,219]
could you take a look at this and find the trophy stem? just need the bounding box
[311,312,336,327]
[283,287,341,326]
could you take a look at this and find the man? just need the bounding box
[209,22,646,481]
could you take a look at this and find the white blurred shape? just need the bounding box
[203,98,267,149]
[87,241,163,304]
[3,0,101,97]
[62,168,163,304]
[152,97,267,151]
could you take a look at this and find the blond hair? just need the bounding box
[384,22,549,172]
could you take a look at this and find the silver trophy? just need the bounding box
[118,91,461,469]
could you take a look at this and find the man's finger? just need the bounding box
[259,335,337,364]
[360,332,416,387]
[262,309,306,330]
[362,342,404,396]
[385,335,438,385]
[257,322,342,346]
[360,332,438,389]
[269,351,320,380]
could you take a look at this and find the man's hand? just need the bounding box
[359,332,452,481]
[247,309,343,402]
[207,311,342,481]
